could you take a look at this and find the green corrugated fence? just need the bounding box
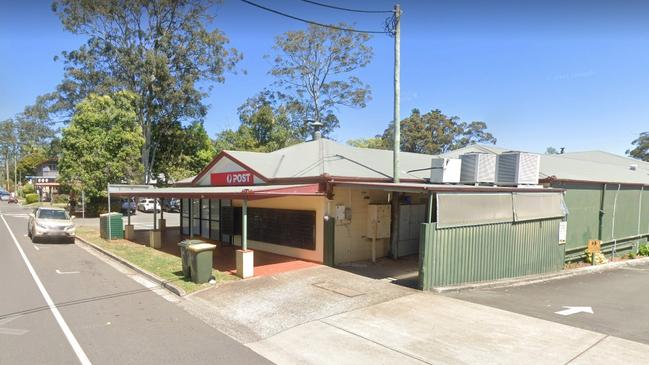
[556,182,649,261]
[419,218,565,290]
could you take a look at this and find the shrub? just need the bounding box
[54,194,70,204]
[638,244,649,257]
[22,183,35,195]
[25,193,40,204]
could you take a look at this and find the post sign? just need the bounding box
[210,171,254,186]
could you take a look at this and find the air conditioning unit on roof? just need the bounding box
[429,158,461,183]
[460,153,496,184]
[496,151,540,186]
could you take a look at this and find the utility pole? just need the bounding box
[390,4,402,260]
[14,153,17,193]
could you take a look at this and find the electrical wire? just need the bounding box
[299,0,392,14]
[240,0,392,34]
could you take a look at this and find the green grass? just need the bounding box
[76,227,236,294]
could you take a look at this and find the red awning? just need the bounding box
[108,183,324,200]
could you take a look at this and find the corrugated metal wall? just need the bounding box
[419,219,564,290]
[555,182,649,261]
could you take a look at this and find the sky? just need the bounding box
[1,0,648,155]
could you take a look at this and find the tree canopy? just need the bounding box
[347,108,497,154]
[627,132,649,161]
[214,96,300,153]
[59,92,144,201]
[51,0,241,182]
[153,121,215,184]
[268,24,373,138]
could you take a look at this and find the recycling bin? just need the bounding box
[187,243,217,284]
[178,239,203,278]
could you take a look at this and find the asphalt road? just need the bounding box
[447,263,649,345]
[0,202,271,365]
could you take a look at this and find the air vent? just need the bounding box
[430,158,462,183]
[460,153,497,184]
[496,152,540,185]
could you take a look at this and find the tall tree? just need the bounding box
[153,121,215,183]
[0,119,17,190]
[268,24,373,138]
[347,137,388,150]
[59,92,144,201]
[381,109,497,155]
[52,0,241,182]
[627,132,649,161]
[214,94,300,153]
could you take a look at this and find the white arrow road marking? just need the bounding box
[1,215,92,364]
[0,316,28,336]
[56,269,80,275]
[555,306,594,316]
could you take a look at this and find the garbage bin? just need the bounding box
[187,243,217,284]
[178,239,203,279]
[99,213,124,240]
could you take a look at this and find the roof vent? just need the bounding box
[629,164,638,171]
[310,121,323,140]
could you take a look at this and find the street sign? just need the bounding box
[210,171,254,186]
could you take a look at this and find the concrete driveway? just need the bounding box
[184,265,415,343]
[446,261,649,346]
[247,293,649,365]
[183,262,649,364]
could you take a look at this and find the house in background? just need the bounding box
[26,158,60,200]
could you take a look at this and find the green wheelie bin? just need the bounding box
[187,243,217,284]
[178,239,203,279]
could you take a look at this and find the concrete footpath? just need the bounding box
[246,292,649,365]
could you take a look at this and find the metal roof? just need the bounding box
[441,144,649,185]
[223,139,436,181]
[182,139,649,187]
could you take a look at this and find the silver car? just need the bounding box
[27,207,76,243]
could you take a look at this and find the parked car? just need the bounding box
[162,198,180,212]
[27,207,76,243]
[121,198,137,215]
[0,192,10,201]
[137,198,160,213]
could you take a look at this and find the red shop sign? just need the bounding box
[210,171,254,186]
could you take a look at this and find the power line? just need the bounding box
[240,0,391,34]
[299,0,392,14]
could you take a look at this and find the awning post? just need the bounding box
[127,196,131,225]
[236,198,253,279]
[153,197,157,230]
[107,184,111,240]
[242,199,248,251]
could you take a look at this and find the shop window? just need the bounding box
[221,207,316,250]
[181,199,190,235]
[210,199,220,241]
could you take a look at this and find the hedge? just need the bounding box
[25,193,40,204]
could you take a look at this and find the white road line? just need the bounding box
[56,269,81,275]
[1,214,92,365]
